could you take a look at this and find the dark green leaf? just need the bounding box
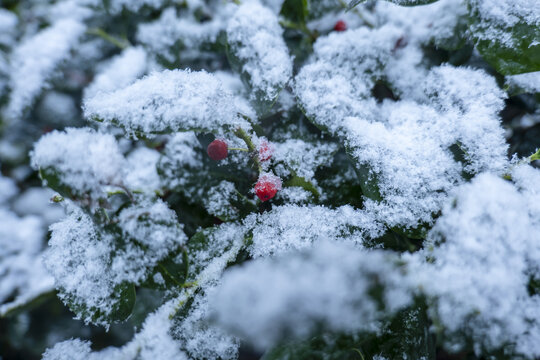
[280,0,308,25]
[65,282,136,324]
[468,4,540,75]
[142,250,189,290]
[284,175,320,199]
[38,167,76,198]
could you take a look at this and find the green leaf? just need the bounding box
[284,175,320,199]
[354,164,383,202]
[0,290,56,318]
[262,300,436,360]
[468,2,540,75]
[225,41,281,116]
[38,167,76,198]
[280,0,309,25]
[65,282,136,324]
[391,224,429,240]
[351,159,429,240]
[348,0,439,10]
[142,250,189,290]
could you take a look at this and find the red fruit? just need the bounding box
[334,20,347,32]
[207,139,228,161]
[254,174,282,202]
[258,139,274,162]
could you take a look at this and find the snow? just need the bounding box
[410,169,540,356]
[296,23,508,231]
[3,0,539,358]
[470,0,540,29]
[44,199,186,326]
[295,25,401,134]
[31,128,125,198]
[244,204,383,258]
[84,69,250,137]
[137,4,235,63]
[272,139,338,182]
[6,19,85,120]
[43,301,188,360]
[0,208,54,317]
[0,9,18,47]
[12,187,65,225]
[109,0,167,14]
[226,1,293,103]
[211,241,413,349]
[123,147,162,194]
[506,71,540,94]
[171,290,240,360]
[157,132,205,197]
[203,181,241,221]
[83,47,148,101]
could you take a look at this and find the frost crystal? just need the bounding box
[44,200,185,326]
[137,4,235,62]
[31,128,125,198]
[412,169,540,356]
[211,241,413,349]
[0,208,53,316]
[272,139,338,182]
[244,205,383,258]
[226,1,293,103]
[124,147,162,194]
[83,46,148,101]
[84,69,249,136]
[171,290,240,360]
[7,19,85,120]
[469,0,540,45]
[297,24,508,230]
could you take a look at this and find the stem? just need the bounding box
[503,147,540,180]
[338,0,375,29]
[228,147,249,152]
[234,127,263,173]
[529,148,540,162]
[86,28,130,49]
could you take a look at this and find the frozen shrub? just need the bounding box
[0,0,538,359]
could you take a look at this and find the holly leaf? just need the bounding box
[65,282,136,324]
[142,250,189,291]
[280,0,309,25]
[283,175,320,200]
[38,167,77,198]
[468,2,540,75]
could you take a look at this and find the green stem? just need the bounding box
[338,0,375,29]
[86,28,130,49]
[503,147,540,180]
[529,148,540,162]
[234,127,263,173]
[228,147,249,152]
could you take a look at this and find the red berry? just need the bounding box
[334,20,347,32]
[254,174,282,202]
[207,139,228,161]
[258,139,274,162]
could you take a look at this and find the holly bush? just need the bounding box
[0,0,539,359]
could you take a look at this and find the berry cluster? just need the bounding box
[206,137,280,202]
